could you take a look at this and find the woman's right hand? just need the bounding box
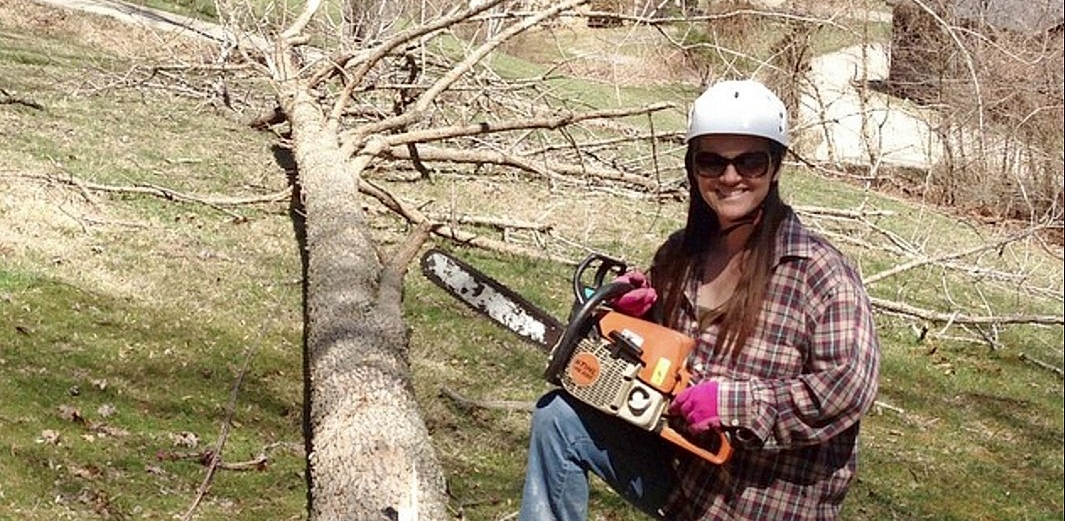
[610,270,658,317]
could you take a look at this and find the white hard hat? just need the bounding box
[685,79,789,147]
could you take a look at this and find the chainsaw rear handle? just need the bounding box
[547,280,634,384]
[661,426,733,465]
[572,253,628,305]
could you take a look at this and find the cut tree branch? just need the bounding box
[358,178,570,263]
[14,173,288,215]
[368,103,674,149]
[279,0,323,40]
[342,0,589,147]
[1018,353,1064,378]
[324,0,507,124]
[180,290,279,520]
[378,221,434,311]
[864,224,1051,285]
[870,296,1063,326]
[0,88,44,110]
[424,212,551,232]
[379,144,664,191]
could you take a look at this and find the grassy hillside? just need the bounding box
[1,2,1062,520]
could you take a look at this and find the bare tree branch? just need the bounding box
[324,0,508,124]
[473,7,849,29]
[279,0,323,40]
[1019,352,1065,378]
[11,173,288,213]
[341,0,590,151]
[378,143,664,190]
[870,296,1063,326]
[424,212,551,233]
[0,88,44,110]
[356,102,674,150]
[904,0,985,130]
[180,291,279,520]
[359,178,570,263]
[864,224,1053,285]
[378,221,434,311]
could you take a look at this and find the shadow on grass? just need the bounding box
[271,139,312,514]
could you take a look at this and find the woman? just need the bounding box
[518,79,881,521]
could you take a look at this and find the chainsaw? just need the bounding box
[421,248,732,465]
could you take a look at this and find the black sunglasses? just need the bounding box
[692,151,772,179]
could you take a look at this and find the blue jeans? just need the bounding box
[519,390,678,521]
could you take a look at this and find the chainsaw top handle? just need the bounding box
[546,280,634,384]
[572,253,628,305]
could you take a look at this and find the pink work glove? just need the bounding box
[611,270,658,317]
[669,381,720,433]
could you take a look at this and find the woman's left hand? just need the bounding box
[670,381,721,433]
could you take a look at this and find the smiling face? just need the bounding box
[689,133,779,229]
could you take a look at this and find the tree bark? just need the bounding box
[285,83,448,519]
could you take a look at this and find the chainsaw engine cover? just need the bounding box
[548,311,696,430]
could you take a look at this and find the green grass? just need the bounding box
[0,271,305,520]
[2,2,1063,521]
[2,5,305,518]
[853,325,1065,519]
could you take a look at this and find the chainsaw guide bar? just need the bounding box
[420,249,564,351]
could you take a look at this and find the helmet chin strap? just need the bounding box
[719,205,764,236]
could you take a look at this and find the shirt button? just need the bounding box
[730,419,740,427]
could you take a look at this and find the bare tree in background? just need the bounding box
[342,0,404,43]
[883,0,1064,224]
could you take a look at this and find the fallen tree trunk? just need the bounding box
[280,62,448,520]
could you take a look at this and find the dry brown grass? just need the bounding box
[0,0,290,314]
[5,0,216,60]
[501,23,702,86]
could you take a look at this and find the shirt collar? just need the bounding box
[680,209,813,318]
[774,210,816,264]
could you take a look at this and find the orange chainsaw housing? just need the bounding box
[554,311,732,465]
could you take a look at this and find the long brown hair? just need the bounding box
[652,141,790,354]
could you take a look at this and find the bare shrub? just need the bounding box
[678,0,761,82]
[763,19,817,126]
[886,0,1064,224]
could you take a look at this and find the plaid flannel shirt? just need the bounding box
[659,211,880,521]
